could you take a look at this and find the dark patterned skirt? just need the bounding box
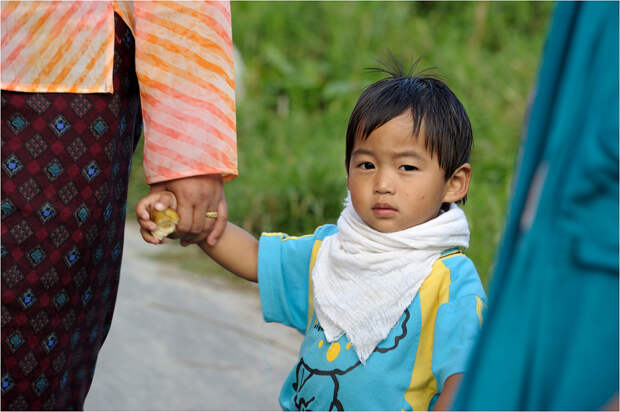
[1,14,142,410]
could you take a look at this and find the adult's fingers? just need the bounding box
[168,175,223,244]
[179,193,218,245]
[172,201,195,239]
[188,189,216,241]
[206,196,228,246]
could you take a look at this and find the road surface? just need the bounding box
[84,224,302,410]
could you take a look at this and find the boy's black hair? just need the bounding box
[345,58,473,202]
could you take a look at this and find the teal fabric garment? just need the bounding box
[258,225,486,411]
[453,2,619,410]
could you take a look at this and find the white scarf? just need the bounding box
[312,195,470,364]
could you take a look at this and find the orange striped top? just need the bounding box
[1,1,237,184]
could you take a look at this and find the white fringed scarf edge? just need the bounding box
[311,195,470,364]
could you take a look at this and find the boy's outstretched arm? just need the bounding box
[199,222,258,282]
[136,191,258,282]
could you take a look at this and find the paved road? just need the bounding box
[84,224,302,410]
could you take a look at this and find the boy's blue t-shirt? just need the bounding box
[258,224,486,411]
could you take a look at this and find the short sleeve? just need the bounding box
[258,225,338,334]
[432,255,487,392]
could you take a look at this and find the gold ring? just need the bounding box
[205,211,218,218]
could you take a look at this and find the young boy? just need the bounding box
[137,67,486,411]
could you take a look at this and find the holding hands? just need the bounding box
[136,179,258,282]
[137,174,227,246]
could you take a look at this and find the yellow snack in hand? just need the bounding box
[150,208,180,240]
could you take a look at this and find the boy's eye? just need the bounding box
[400,165,418,171]
[358,162,375,170]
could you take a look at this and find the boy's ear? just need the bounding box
[442,163,472,203]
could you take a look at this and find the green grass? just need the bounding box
[127,1,554,287]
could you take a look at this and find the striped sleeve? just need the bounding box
[1,1,115,93]
[1,1,238,183]
[119,1,237,183]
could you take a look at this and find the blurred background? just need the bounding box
[126,1,554,287]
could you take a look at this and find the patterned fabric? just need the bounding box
[258,225,486,411]
[1,1,237,184]
[1,14,141,410]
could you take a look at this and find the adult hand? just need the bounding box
[149,174,228,246]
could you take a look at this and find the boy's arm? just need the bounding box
[199,222,258,282]
[430,255,485,411]
[433,373,463,411]
[137,190,258,282]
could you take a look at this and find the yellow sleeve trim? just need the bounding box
[261,232,314,241]
[404,259,452,411]
[476,296,484,328]
[306,239,323,331]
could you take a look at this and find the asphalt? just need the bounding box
[84,223,303,411]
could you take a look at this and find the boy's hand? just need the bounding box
[136,191,178,244]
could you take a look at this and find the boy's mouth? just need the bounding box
[372,203,397,217]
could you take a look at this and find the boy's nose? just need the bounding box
[374,171,395,194]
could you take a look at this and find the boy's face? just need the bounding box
[346,112,455,233]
